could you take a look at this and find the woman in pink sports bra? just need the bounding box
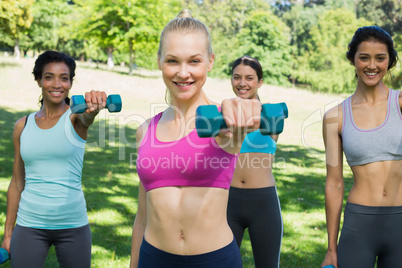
[322,26,402,268]
[129,10,261,268]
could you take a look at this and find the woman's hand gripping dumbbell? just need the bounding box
[195,102,288,137]
[0,248,9,264]
[70,94,122,114]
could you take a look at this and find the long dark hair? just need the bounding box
[231,55,263,81]
[33,50,76,107]
[346,26,398,71]
[231,55,263,100]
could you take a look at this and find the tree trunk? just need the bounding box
[107,48,114,69]
[128,38,133,75]
[14,38,20,59]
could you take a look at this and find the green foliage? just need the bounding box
[282,4,325,54]
[324,0,355,10]
[71,0,180,69]
[356,0,401,36]
[0,0,34,54]
[388,32,402,89]
[185,0,292,86]
[21,0,72,53]
[293,8,371,93]
[4,0,400,92]
[0,0,34,39]
[0,31,14,48]
[234,10,293,86]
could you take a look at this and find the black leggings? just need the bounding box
[138,237,242,268]
[338,202,402,268]
[227,186,283,268]
[10,224,92,268]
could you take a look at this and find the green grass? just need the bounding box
[0,57,354,267]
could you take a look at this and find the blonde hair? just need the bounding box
[157,9,213,58]
[160,9,213,104]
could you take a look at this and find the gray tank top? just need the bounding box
[342,89,402,166]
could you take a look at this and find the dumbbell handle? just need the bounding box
[195,102,288,138]
[0,248,9,264]
[70,94,122,114]
[323,265,335,268]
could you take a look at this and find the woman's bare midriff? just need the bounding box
[231,153,276,188]
[144,186,234,255]
[348,160,402,206]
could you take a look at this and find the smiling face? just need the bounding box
[231,64,262,100]
[354,40,389,88]
[37,62,72,105]
[158,31,214,103]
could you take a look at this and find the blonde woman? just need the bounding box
[129,10,262,268]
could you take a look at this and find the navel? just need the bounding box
[383,190,387,197]
[180,231,184,240]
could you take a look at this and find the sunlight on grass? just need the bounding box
[0,58,358,267]
[89,209,126,225]
[92,245,130,268]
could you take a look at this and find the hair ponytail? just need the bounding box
[177,9,193,18]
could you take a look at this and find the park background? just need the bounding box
[0,0,401,267]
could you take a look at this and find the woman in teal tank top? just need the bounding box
[322,26,402,268]
[227,56,283,268]
[1,50,110,268]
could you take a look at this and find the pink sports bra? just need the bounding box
[136,112,238,192]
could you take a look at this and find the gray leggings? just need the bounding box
[10,224,91,268]
[338,203,402,268]
[227,186,283,268]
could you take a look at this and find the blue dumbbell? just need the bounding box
[195,102,288,138]
[70,94,122,114]
[323,265,336,268]
[0,248,9,264]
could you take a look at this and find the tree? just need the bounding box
[0,0,34,58]
[235,10,293,86]
[282,3,325,54]
[184,0,273,77]
[73,0,180,71]
[356,0,401,35]
[22,0,72,55]
[294,8,371,92]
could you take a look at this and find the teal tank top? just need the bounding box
[18,109,88,229]
[240,129,277,154]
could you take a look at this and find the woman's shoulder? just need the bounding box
[13,115,30,137]
[323,103,343,123]
[136,117,154,145]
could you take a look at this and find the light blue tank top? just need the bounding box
[342,89,402,166]
[18,109,88,229]
[240,129,277,154]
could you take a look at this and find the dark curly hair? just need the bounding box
[33,50,76,106]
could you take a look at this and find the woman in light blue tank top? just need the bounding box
[1,51,110,268]
[322,26,402,268]
[227,56,283,268]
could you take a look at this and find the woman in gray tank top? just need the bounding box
[321,26,402,268]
